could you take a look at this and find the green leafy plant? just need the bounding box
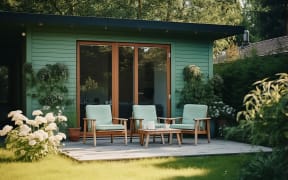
[227,73,288,180]
[25,63,72,112]
[0,110,66,161]
[236,73,288,147]
[240,150,288,180]
[178,65,220,108]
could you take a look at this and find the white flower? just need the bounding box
[0,125,13,136]
[57,115,67,122]
[32,110,43,116]
[35,116,47,125]
[7,110,22,118]
[19,125,31,136]
[45,123,57,131]
[11,113,28,122]
[45,113,56,122]
[26,119,38,127]
[57,132,66,140]
[34,130,48,142]
[15,120,24,126]
[29,140,37,146]
[56,132,66,141]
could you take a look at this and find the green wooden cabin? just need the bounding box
[0,11,243,130]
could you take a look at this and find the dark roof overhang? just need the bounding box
[0,11,244,40]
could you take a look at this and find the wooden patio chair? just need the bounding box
[170,104,211,145]
[83,105,127,146]
[130,105,170,143]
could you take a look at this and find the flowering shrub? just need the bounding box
[209,101,236,120]
[0,110,66,161]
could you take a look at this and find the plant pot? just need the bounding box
[210,119,216,138]
[68,128,81,141]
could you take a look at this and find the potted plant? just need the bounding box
[208,101,236,137]
[66,113,81,141]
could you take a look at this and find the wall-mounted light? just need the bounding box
[21,32,26,37]
[243,30,249,45]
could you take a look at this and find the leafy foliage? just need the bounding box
[239,150,288,180]
[237,73,288,147]
[177,65,220,108]
[242,0,288,42]
[214,54,288,112]
[25,63,72,112]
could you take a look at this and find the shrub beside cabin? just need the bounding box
[0,11,243,131]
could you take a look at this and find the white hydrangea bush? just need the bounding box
[0,110,67,161]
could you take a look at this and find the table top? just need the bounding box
[138,128,181,133]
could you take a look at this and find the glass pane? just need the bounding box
[138,47,167,116]
[80,44,112,129]
[119,46,134,119]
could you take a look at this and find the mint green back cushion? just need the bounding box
[182,104,208,125]
[86,105,112,125]
[133,105,157,122]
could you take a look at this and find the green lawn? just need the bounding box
[0,148,250,180]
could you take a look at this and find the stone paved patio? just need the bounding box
[61,137,272,161]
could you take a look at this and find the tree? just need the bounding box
[1,0,243,60]
[242,0,288,42]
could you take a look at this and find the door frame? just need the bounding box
[77,41,171,127]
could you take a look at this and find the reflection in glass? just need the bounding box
[138,47,167,116]
[80,45,112,105]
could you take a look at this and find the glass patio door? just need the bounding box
[78,42,170,128]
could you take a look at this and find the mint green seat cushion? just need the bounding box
[86,105,124,130]
[96,124,124,130]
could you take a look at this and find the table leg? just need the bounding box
[140,133,144,145]
[169,133,172,145]
[161,134,165,144]
[83,119,87,144]
[176,133,181,146]
[145,134,150,148]
[130,119,134,143]
[93,121,96,146]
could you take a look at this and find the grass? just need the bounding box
[0,148,250,180]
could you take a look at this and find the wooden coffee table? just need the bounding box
[138,128,182,148]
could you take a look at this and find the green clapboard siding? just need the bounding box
[26,26,213,123]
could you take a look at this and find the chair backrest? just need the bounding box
[182,104,208,125]
[133,105,157,123]
[86,105,112,125]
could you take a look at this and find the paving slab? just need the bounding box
[61,137,272,161]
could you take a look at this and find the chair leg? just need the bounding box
[93,121,96,146]
[111,135,113,143]
[83,119,87,144]
[207,119,211,143]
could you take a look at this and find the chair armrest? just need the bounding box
[83,118,96,121]
[113,117,128,121]
[194,117,211,121]
[170,117,183,124]
[113,117,128,126]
